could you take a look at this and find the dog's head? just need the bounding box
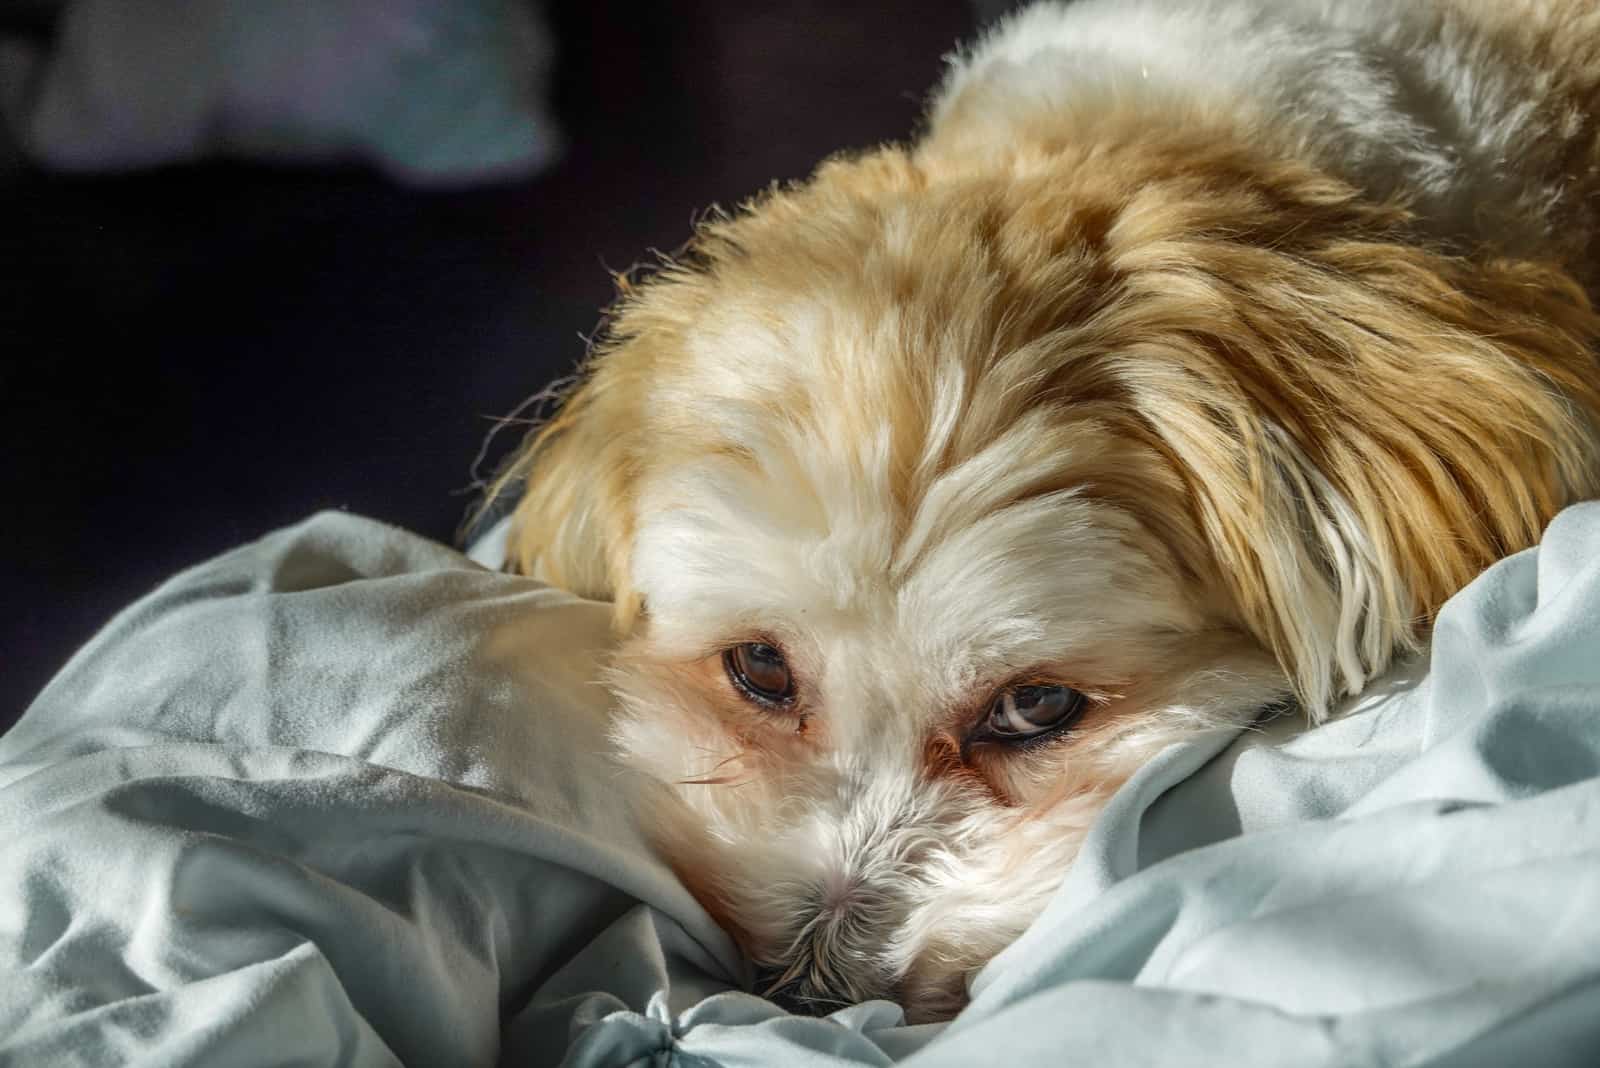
[498,131,1598,1019]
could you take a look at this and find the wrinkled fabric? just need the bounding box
[4,506,1600,1066]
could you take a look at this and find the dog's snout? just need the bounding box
[751,874,909,1013]
[737,777,972,1015]
[758,969,855,1017]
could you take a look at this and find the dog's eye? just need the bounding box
[724,642,795,705]
[987,684,1085,739]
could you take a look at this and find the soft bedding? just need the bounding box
[3,506,1600,1066]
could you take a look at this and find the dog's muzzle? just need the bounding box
[743,770,968,1014]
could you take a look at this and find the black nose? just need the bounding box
[757,971,854,1017]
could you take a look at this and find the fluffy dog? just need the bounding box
[492,0,1600,1021]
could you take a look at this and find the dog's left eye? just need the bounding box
[724,642,796,705]
[987,684,1086,739]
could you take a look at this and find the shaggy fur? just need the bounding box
[492,0,1600,1021]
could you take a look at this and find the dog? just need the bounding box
[489,0,1600,1021]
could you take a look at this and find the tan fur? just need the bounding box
[486,0,1600,1019]
[500,122,1600,711]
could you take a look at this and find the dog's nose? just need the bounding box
[756,970,855,1017]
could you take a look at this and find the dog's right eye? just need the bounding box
[724,642,796,705]
[985,684,1086,740]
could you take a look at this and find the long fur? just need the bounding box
[489,0,1600,1021]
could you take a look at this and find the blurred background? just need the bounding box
[2,1,1012,723]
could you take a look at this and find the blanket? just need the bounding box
[4,506,1599,1066]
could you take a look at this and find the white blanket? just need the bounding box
[4,506,1599,1065]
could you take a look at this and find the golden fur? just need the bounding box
[501,127,1600,712]
[486,0,1600,1020]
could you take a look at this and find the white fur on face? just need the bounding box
[612,410,1284,1019]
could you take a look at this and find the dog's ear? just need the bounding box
[1125,243,1600,717]
[497,363,645,630]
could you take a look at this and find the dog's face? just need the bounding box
[606,392,1284,1017]
[502,133,1599,1020]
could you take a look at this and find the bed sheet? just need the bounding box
[4,507,1599,1066]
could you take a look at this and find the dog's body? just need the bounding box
[498,0,1600,1021]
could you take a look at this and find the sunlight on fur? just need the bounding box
[487,0,1600,1022]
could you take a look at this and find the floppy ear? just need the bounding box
[1124,244,1600,717]
[495,359,645,629]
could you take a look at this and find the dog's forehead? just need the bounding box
[630,441,1194,703]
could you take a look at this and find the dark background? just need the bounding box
[3,2,985,725]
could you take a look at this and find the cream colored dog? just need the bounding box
[494,0,1600,1021]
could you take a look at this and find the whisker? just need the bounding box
[677,773,753,787]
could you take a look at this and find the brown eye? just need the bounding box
[724,642,795,705]
[987,684,1086,740]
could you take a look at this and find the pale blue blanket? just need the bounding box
[4,505,1600,1066]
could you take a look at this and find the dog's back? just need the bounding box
[929,0,1600,288]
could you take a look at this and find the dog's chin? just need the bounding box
[606,630,1287,1022]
